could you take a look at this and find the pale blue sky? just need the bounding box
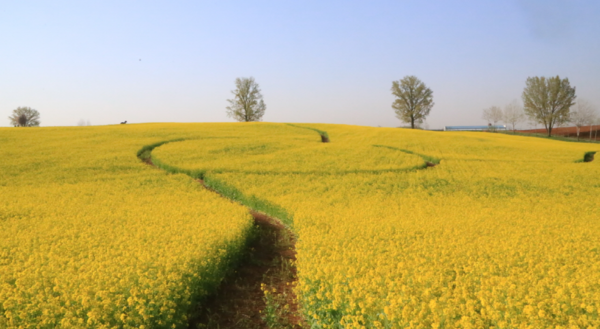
[1,1,599,129]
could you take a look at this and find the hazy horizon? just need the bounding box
[2,1,599,129]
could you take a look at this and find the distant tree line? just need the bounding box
[478,76,598,138]
[7,76,598,139]
[387,75,597,138]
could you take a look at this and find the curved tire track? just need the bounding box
[138,141,303,329]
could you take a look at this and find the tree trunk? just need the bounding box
[411,116,415,129]
[576,127,580,141]
[545,122,552,137]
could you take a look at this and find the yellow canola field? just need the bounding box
[154,125,424,174]
[154,123,600,329]
[0,124,254,329]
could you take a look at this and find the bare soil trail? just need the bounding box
[189,209,302,329]
[140,155,304,329]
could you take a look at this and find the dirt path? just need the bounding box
[189,209,303,329]
[141,156,304,329]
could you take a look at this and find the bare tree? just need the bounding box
[226,77,266,122]
[482,106,503,128]
[9,107,41,127]
[570,99,597,141]
[522,76,576,137]
[503,100,525,133]
[391,76,434,129]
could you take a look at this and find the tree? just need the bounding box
[503,100,525,133]
[570,99,596,141]
[522,76,576,137]
[9,107,40,127]
[482,106,503,127]
[226,77,266,122]
[391,76,434,129]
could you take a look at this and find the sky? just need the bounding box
[1,0,599,129]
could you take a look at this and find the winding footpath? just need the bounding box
[138,142,303,329]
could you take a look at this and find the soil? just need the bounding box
[189,210,303,329]
[141,157,304,329]
[518,126,600,140]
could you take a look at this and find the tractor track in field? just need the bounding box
[140,153,305,329]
